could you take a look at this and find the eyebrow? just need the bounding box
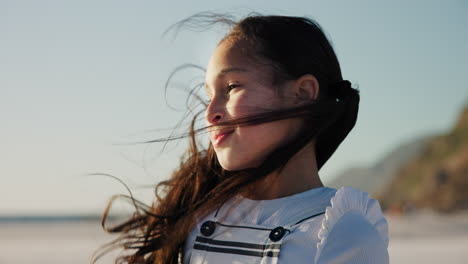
[219,67,249,76]
[204,67,249,93]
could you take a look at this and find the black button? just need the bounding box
[269,227,285,242]
[200,221,216,237]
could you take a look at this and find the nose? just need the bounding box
[205,100,224,125]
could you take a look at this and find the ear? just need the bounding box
[294,74,320,102]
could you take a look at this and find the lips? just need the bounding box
[212,129,234,146]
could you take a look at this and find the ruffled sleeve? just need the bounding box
[315,186,389,264]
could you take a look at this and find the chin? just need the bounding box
[217,159,243,172]
[217,154,264,172]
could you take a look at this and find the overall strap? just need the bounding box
[284,204,329,228]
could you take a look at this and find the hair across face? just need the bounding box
[205,39,305,171]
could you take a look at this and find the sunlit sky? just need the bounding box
[2,0,467,215]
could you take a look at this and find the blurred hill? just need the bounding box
[326,134,433,195]
[377,104,468,213]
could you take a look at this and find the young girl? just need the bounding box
[96,13,389,264]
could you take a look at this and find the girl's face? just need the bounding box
[204,40,304,171]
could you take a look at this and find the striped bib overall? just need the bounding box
[188,202,325,264]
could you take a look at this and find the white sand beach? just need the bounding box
[1,211,468,263]
[387,210,468,263]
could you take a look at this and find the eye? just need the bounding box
[204,82,239,106]
[227,83,240,91]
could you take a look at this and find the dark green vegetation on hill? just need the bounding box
[377,104,468,213]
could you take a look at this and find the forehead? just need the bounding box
[205,40,272,86]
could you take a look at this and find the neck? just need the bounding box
[242,140,323,200]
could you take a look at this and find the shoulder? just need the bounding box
[315,186,389,264]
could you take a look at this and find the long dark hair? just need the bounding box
[92,12,360,264]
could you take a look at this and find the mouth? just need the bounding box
[212,129,235,146]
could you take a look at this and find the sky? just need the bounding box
[1,0,467,215]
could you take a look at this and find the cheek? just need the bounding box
[215,89,298,170]
[238,119,298,150]
[227,91,278,118]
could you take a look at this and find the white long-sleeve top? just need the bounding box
[183,186,389,264]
